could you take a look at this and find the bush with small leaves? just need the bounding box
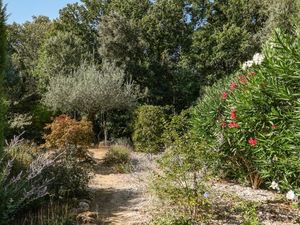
[42,145,94,199]
[44,115,93,148]
[132,105,167,153]
[152,132,211,222]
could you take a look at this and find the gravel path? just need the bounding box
[86,148,300,225]
[88,148,157,225]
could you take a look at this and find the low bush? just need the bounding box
[42,145,94,199]
[104,145,130,165]
[132,105,167,153]
[152,132,211,222]
[44,115,93,148]
[0,139,52,225]
[150,215,195,225]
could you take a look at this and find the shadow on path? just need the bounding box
[89,187,141,224]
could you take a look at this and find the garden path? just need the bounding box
[86,148,300,225]
[87,148,157,225]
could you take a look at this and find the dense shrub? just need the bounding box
[132,105,167,153]
[104,145,130,165]
[162,109,192,148]
[42,145,94,199]
[44,115,93,148]
[0,140,52,225]
[192,30,300,192]
[4,138,37,175]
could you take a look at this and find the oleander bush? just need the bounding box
[44,115,93,148]
[192,29,300,192]
[132,105,167,153]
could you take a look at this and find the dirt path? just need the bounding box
[88,148,157,225]
[85,148,300,225]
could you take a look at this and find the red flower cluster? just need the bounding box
[222,92,228,100]
[228,122,239,128]
[230,110,237,120]
[248,137,257,146]
[230,82,237,91]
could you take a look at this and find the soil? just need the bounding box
[88,148,158,225]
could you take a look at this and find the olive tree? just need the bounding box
[43,62,140,144]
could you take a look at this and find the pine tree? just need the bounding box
[0,0,7,153]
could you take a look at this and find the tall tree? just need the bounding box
[34,30,91,89]
[0,0,6,152]
[5,17,52,140]
[180,0,267,87]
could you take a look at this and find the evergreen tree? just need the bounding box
[0,0,6,153]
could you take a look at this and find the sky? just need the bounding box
[4,0,80,24]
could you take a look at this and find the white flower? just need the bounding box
[286,190,296,200]
[242,60,254,70]
[270,181,279,191]
[252,53,264,65]
[203,192,209,198]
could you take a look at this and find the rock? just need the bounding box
[78,201,90,212]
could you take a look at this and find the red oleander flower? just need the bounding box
[248,137,257,146]
[239,75,248,84]
[221,121,227,128]
[230,110,237,120]
[222,92,228,100]
[228,122,239,128]
[230,82,237,91]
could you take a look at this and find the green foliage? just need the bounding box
[35,30,91,89]
[0,149,50,225]
[236,201,262,225]
[162,109,192,147]
[104,145,130,165]
[150,215,195,225]
[4,140,36,175]
[0,0,6,154]
[44,115,93,149]
[42,145,93,199]
[132,105,167,153]
[43,62,140,143]
[192,28,300,192]
[152,132,211,221]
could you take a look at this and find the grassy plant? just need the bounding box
[104,145,130,166]
[13,201,75,225]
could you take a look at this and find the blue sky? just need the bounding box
[4,0,80,24]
